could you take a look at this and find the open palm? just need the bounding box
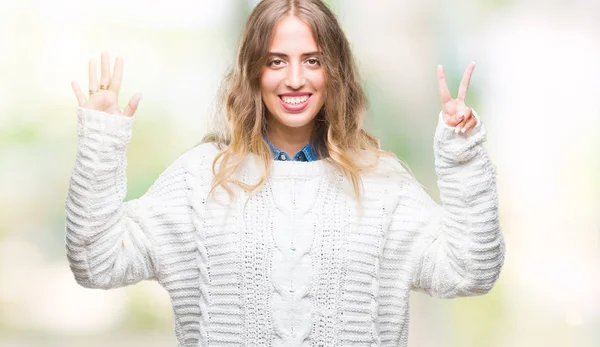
[71,51,141,117]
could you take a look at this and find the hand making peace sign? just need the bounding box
[438,62,478,134]
[71,51,142,117]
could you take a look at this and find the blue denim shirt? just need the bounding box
[264,137,319,162]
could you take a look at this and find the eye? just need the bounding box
[306,58,321,66]
[268,58,285,67]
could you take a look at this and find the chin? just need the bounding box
[272,111,317,129]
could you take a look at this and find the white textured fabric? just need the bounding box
[65,107,505,347]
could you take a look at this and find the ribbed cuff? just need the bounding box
[434,109,487,163]
[77,107,135,148]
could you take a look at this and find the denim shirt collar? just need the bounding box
[264,136,319,162]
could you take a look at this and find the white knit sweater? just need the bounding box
[65,107,505,347]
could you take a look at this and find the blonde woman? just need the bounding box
[66,0,505,346]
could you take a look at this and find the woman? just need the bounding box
[66,0,505,346]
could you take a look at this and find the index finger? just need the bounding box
[437,65,452,103]
[110,56,123,93]
[457,62,476,100]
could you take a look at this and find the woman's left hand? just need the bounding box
[437,62,478,134]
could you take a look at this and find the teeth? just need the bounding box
[281,95,309,104]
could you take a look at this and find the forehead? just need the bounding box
[269,15,318,52]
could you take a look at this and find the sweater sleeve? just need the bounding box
[64,107,195,290]
[388,110,505,299]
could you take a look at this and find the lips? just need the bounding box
[279,93,312,112]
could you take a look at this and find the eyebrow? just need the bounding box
[268,51,321,58]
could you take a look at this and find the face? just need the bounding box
[260,15,326,134]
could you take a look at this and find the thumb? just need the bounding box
[123,94,142,117]
[443,108,468,127]
[443,112,464,127]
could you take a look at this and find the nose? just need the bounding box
[285,62,305,90]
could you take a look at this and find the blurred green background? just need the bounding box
[0,0,598,346]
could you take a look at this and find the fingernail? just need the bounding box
[455,127,460,134]
[461,127,466,133]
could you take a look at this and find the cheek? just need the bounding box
[316,72,326,89]
[310,71,326,103]
[308,70,326,93]
[260,71,279,96]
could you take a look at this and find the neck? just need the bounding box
[266,119,315,155]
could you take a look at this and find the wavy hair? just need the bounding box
[202,0,406,200]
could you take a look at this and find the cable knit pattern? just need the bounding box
[65,107,505,347]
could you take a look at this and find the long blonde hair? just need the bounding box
[202,0,404,199]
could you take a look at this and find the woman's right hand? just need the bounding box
[71,51,142,117]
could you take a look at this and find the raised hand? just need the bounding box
[437,62,477,134]
[71,51,142,117]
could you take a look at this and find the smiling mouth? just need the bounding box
[279,94,311,105]
[278,94,312,112]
